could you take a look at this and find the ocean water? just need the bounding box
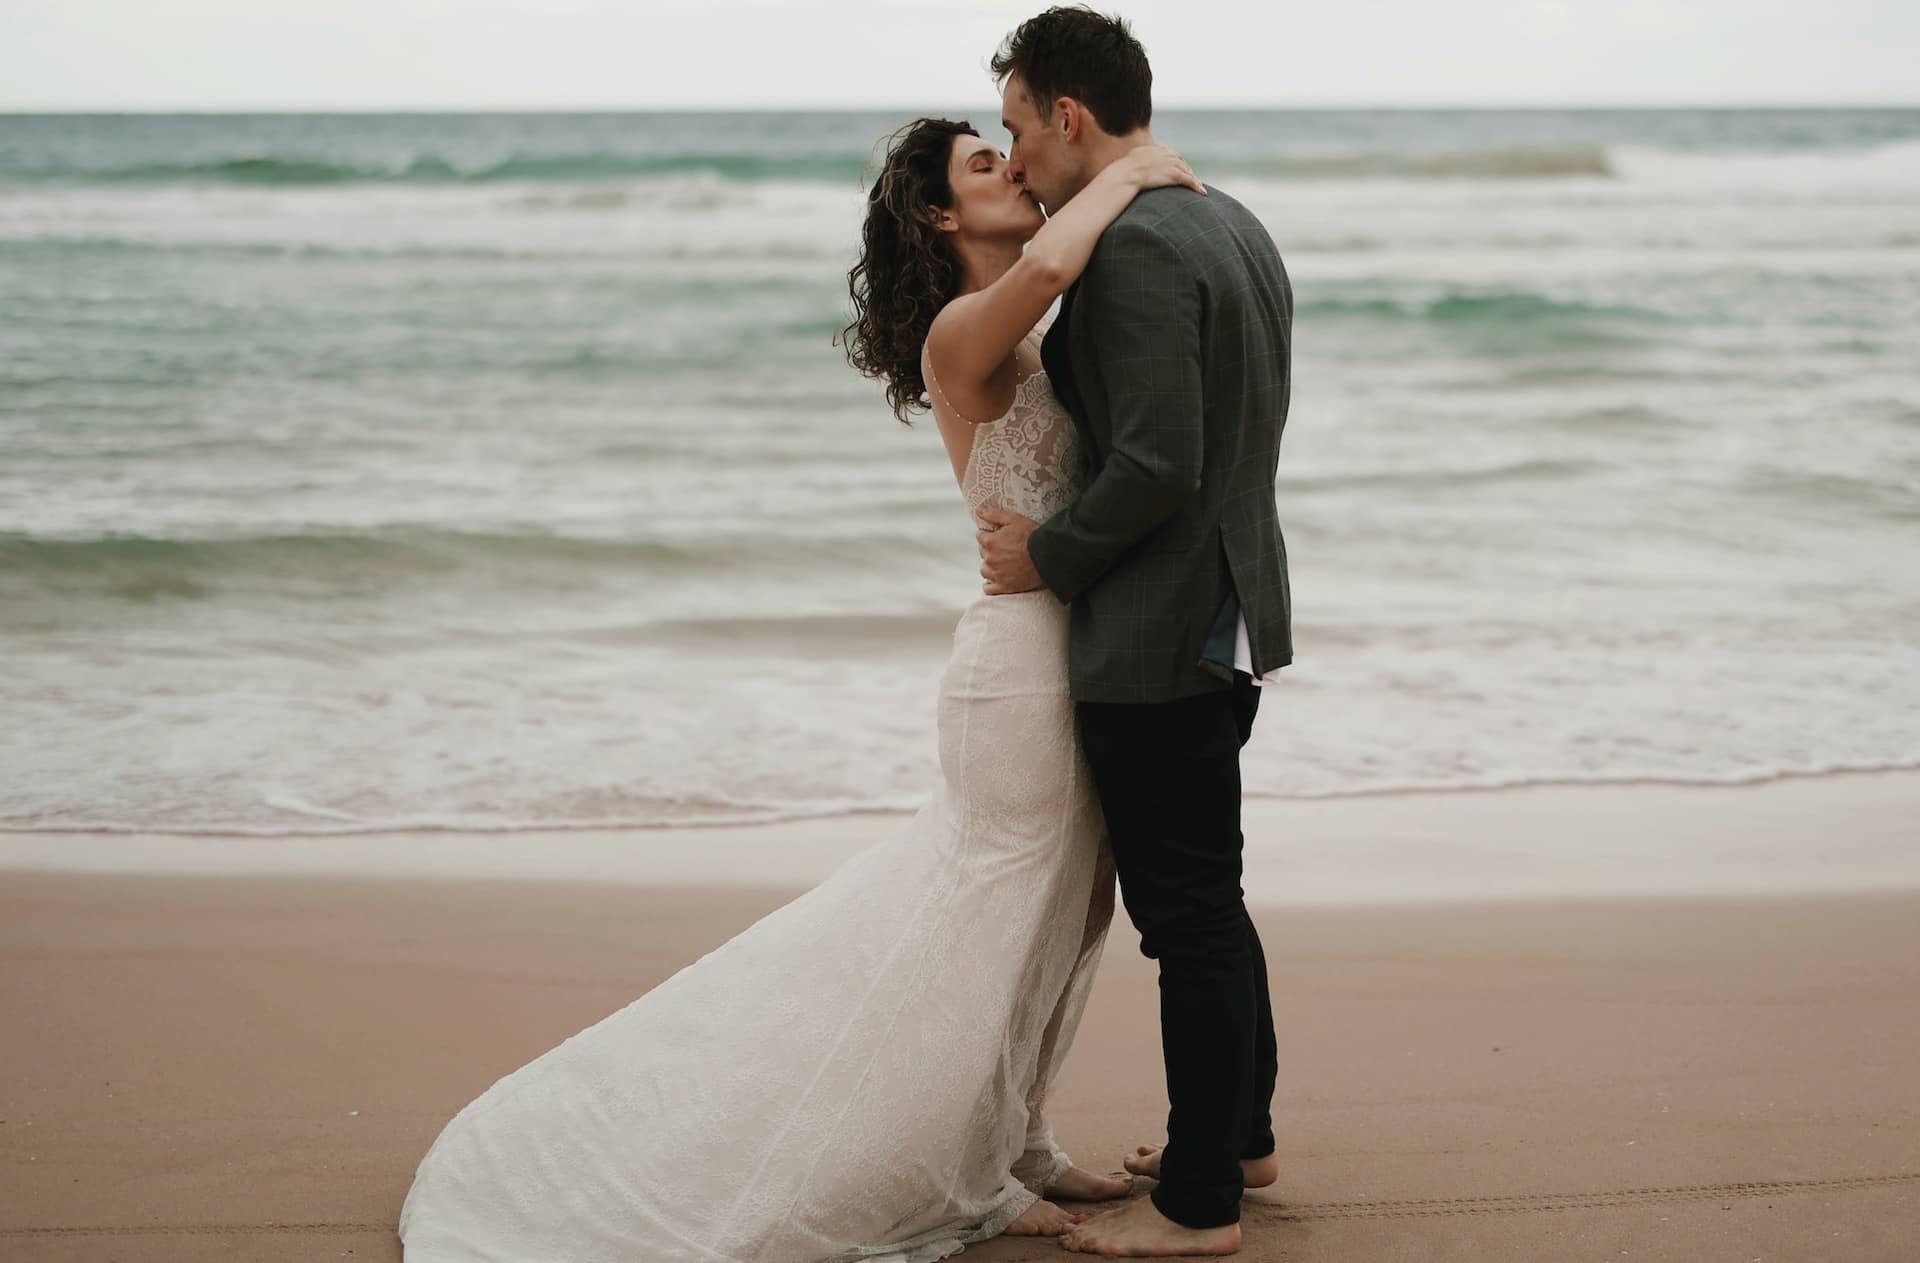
[3,109,1918,835]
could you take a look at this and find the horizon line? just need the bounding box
[4,100,1919,116]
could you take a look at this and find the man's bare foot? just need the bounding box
[1121,1144,1279,1190]
[1045,1164,1135,1201]
[1058,1192,1240,1256]
[1005,1198,1088,1236]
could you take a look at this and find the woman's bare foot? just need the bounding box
[1059,1193,1240,1256]
[1045,1164,1135,1201]
[1121,1144,1279,1190]
[1004,1197,1087,1236]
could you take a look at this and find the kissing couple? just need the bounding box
[399,5,1293,1258]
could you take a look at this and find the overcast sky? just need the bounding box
[3,0,1915,111]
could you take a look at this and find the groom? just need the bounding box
[975,6,1294,1257]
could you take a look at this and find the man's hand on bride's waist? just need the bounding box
[977,506,1044,596]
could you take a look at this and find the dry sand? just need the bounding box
[4,779,1919,1260]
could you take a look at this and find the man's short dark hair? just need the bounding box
[990,6,1152,135]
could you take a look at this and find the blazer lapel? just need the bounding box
[1041,279,1090,438]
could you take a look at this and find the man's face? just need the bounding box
[1000,74,1077,213]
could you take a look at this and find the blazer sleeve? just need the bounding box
[1027,218,1203,604]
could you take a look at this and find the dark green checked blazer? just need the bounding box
[1027,182,1293,705]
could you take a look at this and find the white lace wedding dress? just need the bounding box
[397,322,1117,1262]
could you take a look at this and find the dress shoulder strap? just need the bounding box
[921,325,1046,429]
[921,340,994,428]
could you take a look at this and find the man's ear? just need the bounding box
[1056,97,1080,142]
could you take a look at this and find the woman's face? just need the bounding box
[939,134,1045,244]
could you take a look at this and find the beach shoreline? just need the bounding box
[5,768,1917,904]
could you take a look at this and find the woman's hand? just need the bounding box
[1112,144,1205,196]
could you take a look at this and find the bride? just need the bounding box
[396,119,1204,1262]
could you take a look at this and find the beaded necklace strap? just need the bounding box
[922,325,1043,428]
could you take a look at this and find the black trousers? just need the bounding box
[1076,671,1278,1230]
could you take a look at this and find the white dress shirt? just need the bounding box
[1234,610,1282,687]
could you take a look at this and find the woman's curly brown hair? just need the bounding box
[837,117,979,425]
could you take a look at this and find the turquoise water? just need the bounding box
[3,110,1918,833]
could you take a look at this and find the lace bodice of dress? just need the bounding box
[923,325,1083,529]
